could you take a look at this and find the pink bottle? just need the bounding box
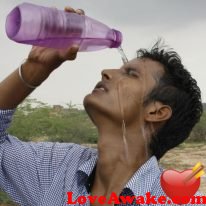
[5,3,122,51]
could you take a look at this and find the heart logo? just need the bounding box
[161,169,200,204]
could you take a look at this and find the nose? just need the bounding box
[101,69,115,81]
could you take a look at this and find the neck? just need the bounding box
[92,120,150,197]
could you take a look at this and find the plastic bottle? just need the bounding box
[5,3,122,52]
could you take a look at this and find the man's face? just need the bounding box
[84,58,164,126]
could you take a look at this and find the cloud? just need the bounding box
[66,0,206,28]
[1,0,206,104]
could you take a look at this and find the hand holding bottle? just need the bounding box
[0,6,85,109]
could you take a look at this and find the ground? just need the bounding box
[160,142,206,194]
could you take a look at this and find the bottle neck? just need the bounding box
[110,29,122,48]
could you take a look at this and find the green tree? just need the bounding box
[8,98,98,143]
[189,111,206,142]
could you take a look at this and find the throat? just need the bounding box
[94,121,150,197]
[90,147,147,198]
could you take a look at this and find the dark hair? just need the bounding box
[137,40,203,160]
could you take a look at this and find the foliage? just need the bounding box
[189,111,206,141]
[8,99,98,143]
[0,191,16,205]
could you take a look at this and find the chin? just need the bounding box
[83,93,101,113]
[83,93,121,126]
[83,94,99,125]
[83,93,107,112]
[83,93,92,110]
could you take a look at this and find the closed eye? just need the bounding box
[126,68,139,77]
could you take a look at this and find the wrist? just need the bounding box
[21,59,53,87]
[18,63,39,89]
[25,58,55,74]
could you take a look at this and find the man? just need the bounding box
[0,7,203,206]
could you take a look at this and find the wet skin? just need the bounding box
[83,58,172,203]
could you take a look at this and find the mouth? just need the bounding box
[92,81,108,93]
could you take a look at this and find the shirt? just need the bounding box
[0,109,204,206]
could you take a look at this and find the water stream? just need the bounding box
[117,46,150,163]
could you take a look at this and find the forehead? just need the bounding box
[127,58,165,78]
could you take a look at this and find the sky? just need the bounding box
[1,0,206,107]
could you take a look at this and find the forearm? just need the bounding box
[0,60,53,109]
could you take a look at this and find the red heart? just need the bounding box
[161,169,200,204]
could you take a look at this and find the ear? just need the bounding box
[144,101,172,123]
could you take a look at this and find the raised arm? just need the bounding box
[0,7,86,205]
[0,7,83,109]
[0,45,79,109]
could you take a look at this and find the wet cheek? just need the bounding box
[120,90,142,116]
[123,84,145,104]
[112,81,144,118]
[124,94,142,113]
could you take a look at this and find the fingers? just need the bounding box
[64,6,85,15]
[67,45,79,60]
[64,6,76,13]
[76,9,85,15]
[59,45,80,61]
